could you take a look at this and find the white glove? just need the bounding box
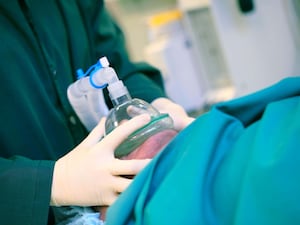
[50,114,151,207]
[151,97,195,131]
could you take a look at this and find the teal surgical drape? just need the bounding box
[106,77,300,225]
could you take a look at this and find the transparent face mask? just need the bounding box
[104,98,176,158]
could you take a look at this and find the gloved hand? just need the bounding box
[151,97,195,131]
[50,114,151,207]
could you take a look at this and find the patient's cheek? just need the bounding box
[97,129,178,221]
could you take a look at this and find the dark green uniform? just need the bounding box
[0,1,166,224]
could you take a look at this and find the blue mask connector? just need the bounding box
[76,59,108,89]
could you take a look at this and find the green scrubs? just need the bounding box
[0,1,165,224]
[106,77,300,225]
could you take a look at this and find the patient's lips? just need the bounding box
[97,129,177,221]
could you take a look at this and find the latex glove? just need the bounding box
[51,114,151,207]
[151,97,195,131]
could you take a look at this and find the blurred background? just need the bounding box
[105,0,300,115]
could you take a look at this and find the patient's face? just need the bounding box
[96,128,177,221]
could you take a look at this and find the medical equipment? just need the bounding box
[144,9,205,112]
[209,0,300,97]
[177,0,300,100]
[67,57,174,157]
[177,0,235,105]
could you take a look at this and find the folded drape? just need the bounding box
[106,77,300,225]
